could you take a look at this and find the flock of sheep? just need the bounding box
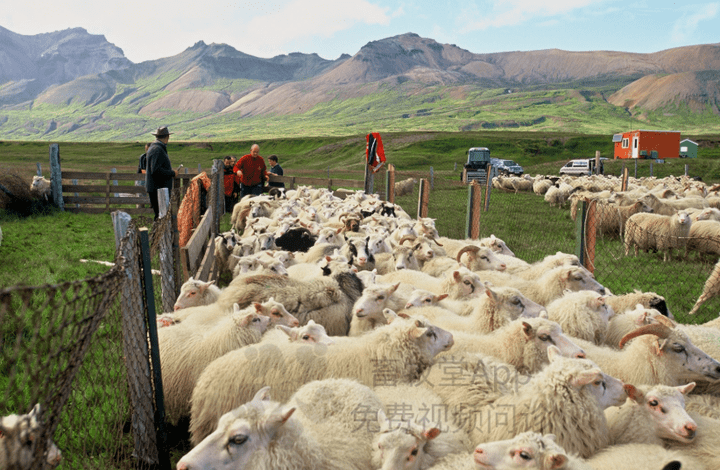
[5,173,720,470]
[496,172,720,314]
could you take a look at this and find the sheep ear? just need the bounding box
[539,310,548,319]
[277,325,298,340]
[252,386,272,402]
[546,345,561,362]
[423,428,441,440]
[485,286,498,301]
[377,409,389,430]
[253,302,263,313]
[307,319,316,326]
[383,309,398,323]
[624,384,642,402]
[571,369,602,387]
[678,382,696,395]
[269,407,296,427]
[239,314,254,327]
[397,312,411,320]
[435,294,449,302]
[522,321,534,338]
[546,453,568,470]
[233,303,242,314]
[410,325,428,339]
[390,283,400,294]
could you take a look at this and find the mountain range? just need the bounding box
[1,26,719,140]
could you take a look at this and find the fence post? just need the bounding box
[430,167,434,190]
[111,168,119,197]
[685,164,689,177]
[634,159,637,179]
[484,167,493,211]
[585,200,596,274]
[595,150,601,175]
[575,200,587,267]
[386,164,396,203]
[465,181,482,239]
[49,144,64,211]
[649,162,653,177]
[621,167,629,192]
[36,163,42,176]
[139,227,170,470]
[112,212,160,466]
[417,178,429,219]
[158,188,176,312]
[72,179,79,208]
[454,162,457,171]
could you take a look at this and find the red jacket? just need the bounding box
[234,154,267,186]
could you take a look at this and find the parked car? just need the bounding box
[491,158,524,176]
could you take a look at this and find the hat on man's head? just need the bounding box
[151,126,173,137]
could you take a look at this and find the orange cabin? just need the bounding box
[612,130,681,159]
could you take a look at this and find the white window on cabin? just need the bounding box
[622,138,629,148]
[681,146,688,152]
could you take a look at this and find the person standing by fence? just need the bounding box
[223,156,239,212]
[234,143,266,198]
[267,154,285,189]
[146,126,182,219]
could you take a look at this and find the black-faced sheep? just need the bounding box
[274,227,317,252]
[189,316,454,444]
[624,211,692,261]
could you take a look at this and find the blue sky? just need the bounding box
[2,0,718,63]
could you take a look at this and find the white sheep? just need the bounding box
[586,443,703,470]
[662,412,720,469]
[159,304,271,421]
[178,386,369,470]
[477,265,607,307]
[512,251,581,280]
[604,290,672,318]
[405,283,546,334]
[160,296,297,330]
[189,316,454,444]
[260,320,335,346]
[594,200,653,238]
[470,346,626,458]
[471,432,592,470]
[172,277,222,311]
[544,185,567,207]
[436,317,586,374]
[213,230,239,274]
[395,177,418,197]
[348,283,407,336]
[624,211,692,261]
[372,384,471,470]
[546,290,614,344]
[686,219,720,257]
[689,258,720,315]
[0,404,62,469]
[217,271,364,336]
[30,175,51,201]
[604,304,664,348]
[380,267,486,301]
[373,245,420,274]
[606,383,698,447]
[573,320,720,387]
[686,207,720,222]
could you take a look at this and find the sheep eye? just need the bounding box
[672,344,686,353]
[424,298,432,303]
[410,448,418,456]
[272,311,281,317]
[481,256,488,261]
[252,318,261,323]
[519,451,531,460]
[188,291,196,297]
[301,335,310,340]
[538,334,550,342]
[649,400,659,407]
[427,331,437,339]
[463,280,471,285]
[378,296,385,301]
[229,434,248,446]
[511,298,521,305]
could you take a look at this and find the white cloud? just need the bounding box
[242,0,392,56]
[459,0,606,32]
[671,3,720,44]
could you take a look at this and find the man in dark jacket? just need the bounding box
[146,126,181,219]
[223,156,239,212]
[267,154,285,189]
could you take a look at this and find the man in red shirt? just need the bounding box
[234,144,267,199]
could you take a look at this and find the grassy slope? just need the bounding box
[3,79,720,141]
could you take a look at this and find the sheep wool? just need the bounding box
[189,316,453,444]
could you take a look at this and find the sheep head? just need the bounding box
[623,383,697,443]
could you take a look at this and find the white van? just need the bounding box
[559,159,606,176]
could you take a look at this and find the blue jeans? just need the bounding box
[240,183,263,198]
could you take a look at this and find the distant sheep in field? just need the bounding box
[595,200,653,238]
[686,219,720,257]
[394,177,417,197]
[30,176,51,201]
[687,207,720,222]
[624,211,692,261]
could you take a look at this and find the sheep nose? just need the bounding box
[599,287,606,295]
[177,462,189,470]
[174,305,181,311]
[499,263,506,270]
[396,265,405,270]
[684,423,697,438]
[575,350,586,359]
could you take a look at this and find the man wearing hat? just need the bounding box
[146,126,182,219]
